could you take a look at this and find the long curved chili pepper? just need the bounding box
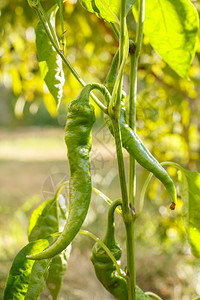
[27,83,110,260]
[27,85,96,260]
[104,48,176,206]
[104,104,176,206]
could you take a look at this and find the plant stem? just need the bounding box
[111,22,120,39]
[128,54,137,207]
[112,115,136,300]
[125,221,136,300]
[117,0,127,110]
[108,0,129,113]
[58,0,66,51]
[80,230,124,277]
[119,0,126,64]
[112,118,129,214]
[125,0,145,298]
[145,292,163,300]
[136,161,177,218]
[128,0,145,208]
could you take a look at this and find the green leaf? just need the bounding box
[80,0,135,23]
[27,187,70,299]
[79,0,95,13]
[3,185,69,300]
[46,248,71,300]
[35,5,65,107]
[3,236,57,300]
[179,168,200,258]
[28,195,59,242]
[25,259,52,300]
[28,192,67,242]
[45,195,70,300]
[133,0,199,78]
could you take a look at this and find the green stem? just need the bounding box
[111,116,136,300]
[119,0,126,65]
[80,230,124,278]
[111,22,120,39]
[112,117,129,214]
[54,181,68,232]
[58,0,66,51]
[92,187,122,216]
[136,161,177,218]
[103,198,122,247]
[128,54,137,208]
[145,292,163,300]
[116,0,126,110]
[89,83,111,105]
[38,3,60,48]
[32,3,108,114]
[59,183,123,215]
[136,172,152,218]
[128,0,145,208]
[125,221,136,300]
[108,2,129,114]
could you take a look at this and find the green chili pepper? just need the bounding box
[91,199,153,300]
[104,103,176,205]
[27,84,110,261]
[91,199,128,300]
[27,85,96,260]
[104,47,176,206]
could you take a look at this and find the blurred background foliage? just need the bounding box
[0,0,200,299]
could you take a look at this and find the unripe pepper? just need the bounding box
[104,49,176,206]
[104,103,176,206]
[91,199,128,300]
[27,85,95,260]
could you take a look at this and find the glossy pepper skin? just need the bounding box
[28,85,95,260]
[104,101,176,205]
[91,199,128,300]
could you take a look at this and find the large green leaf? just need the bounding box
[179,168,200,258]
[80,0,135,23]
[3,187,70,300]
[35,5,65,107]
[133,0,199,78]
[3,236,57,300]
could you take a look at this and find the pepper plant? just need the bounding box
[3,0,200,299]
